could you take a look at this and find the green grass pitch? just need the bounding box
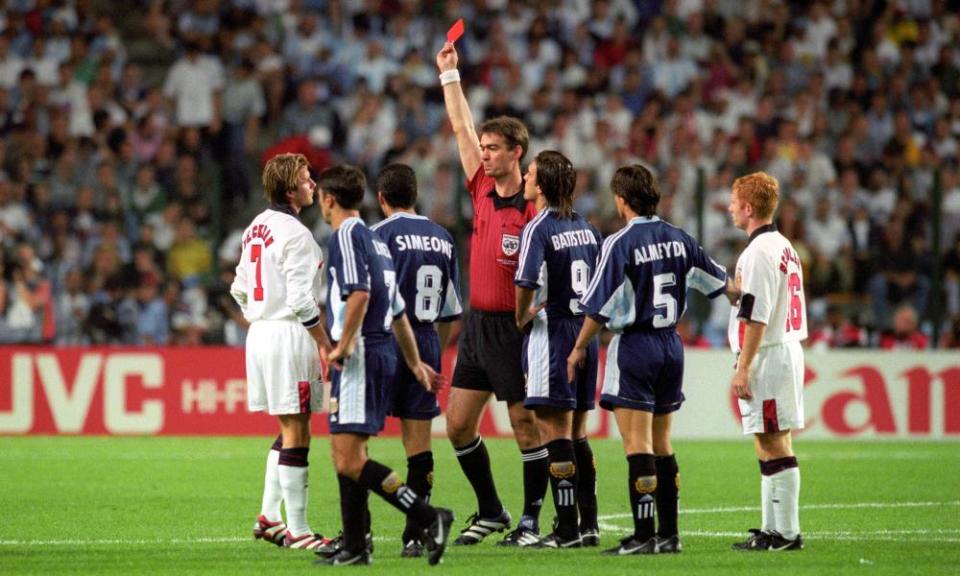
[1,436,958,575]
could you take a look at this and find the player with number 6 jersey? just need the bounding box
[727,172,807,552]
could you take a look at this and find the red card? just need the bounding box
[447,18,465,43]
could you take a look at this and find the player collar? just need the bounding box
[747,223,778,245]
[629,216,661,224]
[388,212,428,221]
[269,203,300,220]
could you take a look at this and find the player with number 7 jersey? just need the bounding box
[231,153,332,551]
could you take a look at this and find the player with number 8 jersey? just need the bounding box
[371,163,463,557]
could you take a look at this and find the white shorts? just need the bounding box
[245,320,323,415]
[738,341,805,434]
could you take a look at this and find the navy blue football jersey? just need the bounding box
[325,217,405,341]
[579,216,727,332]
[515,209,602,321]
[371,212,463,327]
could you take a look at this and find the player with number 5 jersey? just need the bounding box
[568,164,734,556]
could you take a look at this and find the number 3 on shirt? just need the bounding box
[251,244,264,301]
[785,272,802,332]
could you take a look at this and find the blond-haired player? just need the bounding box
[231,152,332,550]
[728,172,807,551]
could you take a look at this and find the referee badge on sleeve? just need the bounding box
[501,233,520,256]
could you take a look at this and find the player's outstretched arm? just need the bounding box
[437,41,481,178]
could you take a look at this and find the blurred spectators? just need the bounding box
[0,0,958,348]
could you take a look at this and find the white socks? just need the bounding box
[279,463,311,536]
[771,466,801,540]
[260,449,282,521]
[760,473,775,533]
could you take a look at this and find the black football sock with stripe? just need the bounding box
[402,451,434,543]
[655,454,680,538]
[627,453,657,540]
[573,436,598,531]
[546,439,579,539]
[359,459,436,529]
[454,436,503,518]
[521,445,550,527]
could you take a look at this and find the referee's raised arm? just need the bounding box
[437,42,481,178]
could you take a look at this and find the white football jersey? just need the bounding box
[728,226,807,353]
[231,208,324,327]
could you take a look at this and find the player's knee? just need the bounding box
[633,475,658,495]
[446,415,473,445]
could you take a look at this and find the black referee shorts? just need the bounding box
[452,310,526,403]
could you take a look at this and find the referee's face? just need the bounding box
[480,133,520,178]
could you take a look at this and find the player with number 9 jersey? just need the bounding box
[515,201,602,411]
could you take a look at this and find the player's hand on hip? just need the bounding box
[731,370,752,400]
[567,347,586,384]
[437,42,458,72]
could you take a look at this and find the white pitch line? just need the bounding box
[598,500,960,520]
[0,534,396,547]
[3,502,957,547]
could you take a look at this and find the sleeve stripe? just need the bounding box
[301,315,321,329]
[339,219,358,285]
[582,223,633,303]
[687,266,727,297]
[515,210,549,282]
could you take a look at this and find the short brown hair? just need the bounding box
[262,153,309,205]
[733,172,780,220]
[479,116,529,160]
[611,164,660,217]
[317,164,367,210]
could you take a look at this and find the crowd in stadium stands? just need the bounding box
[1,0,960,349]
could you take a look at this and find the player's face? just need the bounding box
[480,132,520,178]
[523,160,540,202]
[729,188,750,230]
[290,167,317,209]
[317,186,333,224]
